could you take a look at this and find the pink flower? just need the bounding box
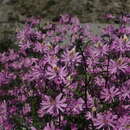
[39,93,67,116]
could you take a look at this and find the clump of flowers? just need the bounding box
[0,14,129,129]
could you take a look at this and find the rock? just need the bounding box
[2,0,129,23]
[0,0,130,23]
[0,0,130,51]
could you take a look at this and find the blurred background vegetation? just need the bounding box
[0,0,130,51]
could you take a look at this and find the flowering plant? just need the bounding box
[0,14,130,130]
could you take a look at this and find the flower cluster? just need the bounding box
[0,14,129,129]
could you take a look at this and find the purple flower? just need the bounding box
[26,17,40,26]
[87,94,95,109]
[0,71,16,86]
[17,26,31,43]
[118,26,130,35]
[111,38,126,53]
[7,49,19,61]
[0,101,7,125]
[59,14,70,24]
[43,122,56,130]
[100,86,120,102]
[93,111,117,129]
[1,122,13,130]
[39,93,67,116]
[115,116,130,130]
[22,103,31,115]
[120,86,130,100]
[61,47,81,66]
[71,124,78,130]
[71,98,84,114]
[23,64,45,81]
[66,98,84,115]
[33,42,44,53]
[46,65,68,84]
[108,58,128,74]
[105,14,115,19]
[70,16,80,25]
[43,54,58,65]
[23,57,38,68]
[102,24,115,36]
[0,14,129,129]
[93,42,109,57]
[94,76,106,87]
[85,111,93,120]
[31,126,37,130]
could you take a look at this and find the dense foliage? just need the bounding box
[0,14,130,130]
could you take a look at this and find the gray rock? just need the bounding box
[0,0,130,51]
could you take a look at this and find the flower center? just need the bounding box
[50,98,56,105]
[53,66,59,71]
[103,119,108,124]
[117,58,123,65]
[122,34,128,42]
